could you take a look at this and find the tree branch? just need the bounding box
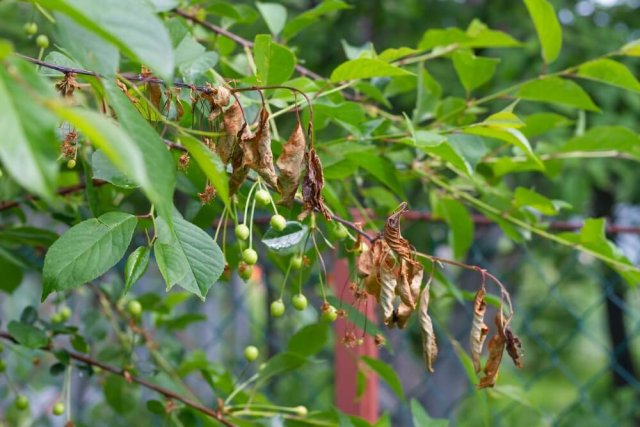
[0,331,235,426]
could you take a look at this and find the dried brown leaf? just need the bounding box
[148,82,162,111]
[218,102,245,164]
[470,287,489,373]
[383,202,415,264]
[202,83,231,120]
[276,122,306,206]
[505,327,524,368]
[418,283,437,372]
[478,314,507,389]
[379,257,397,327]
[299,147,330,220]
[241,109,279,189]
[396,302,413,329]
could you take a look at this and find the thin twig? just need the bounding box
[0,331,235,426]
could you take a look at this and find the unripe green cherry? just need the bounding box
[294,406,308,417]
[52,402,65,416]
[51,312,63,324]
[242,248,258,265]
[0,359,6,373]
[270,299,285,317]
[334,223,348,240]
[15,395,29,411]
[24,22,38,36]
[255,189,271,206]
[238,262,253,281]
[235,224,250,241]
[292,294,308,311]
[244,345,259,362]
[67,159,76,169]
[127,300,142,317]
[36,34,49,49]
[270,214,286,231]
[321,304,338,323]
[59,306,72,321]
[290,255,303,270]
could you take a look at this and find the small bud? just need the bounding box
[52,402,65,416]
[24,22,38,36]
[294,405,308,417]
[36,34,49,49]
[244,345,259,362]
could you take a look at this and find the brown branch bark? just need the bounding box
[0,331,235,426]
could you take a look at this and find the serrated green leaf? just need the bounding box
[513,187,558,215]
[524,0,562,64]
[262,221,309,253]
[154,210,225,300]
[331,58,414,82]
[38,0,174,78]
[102,81,176,222]
[42,212,138,300]
[0,59,59,201]
[180,135,230,209]
[438,198,474,260]
[419,23,520,50]
[452,50,499,92]
[124,246,151,295]
[522,112,572,137]
[92,149,138,189]
[256,2,287,36]
[254,34,296,85]
[282,0,351,40]
[576,58,640,93]
[361,356,405,399]
[517,77,599,111]
[8,321,48,349]
[463,126,544,170]
[483,111,525,129]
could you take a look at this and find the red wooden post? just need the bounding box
[331,256,379,422]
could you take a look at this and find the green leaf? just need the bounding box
[38,0,174,78]
[179,51,219,83]
[483,111,525,129]
[282,0,351,40]
[524,0,562,64]
[180,135,230,209]
[418,28,471,50]
[104,376,138,414]
[55,13,119,75]
[451,50,499,92]
[262,221,309,254]
[347,152,405,197]
[42,212,138,300]
[561,126,640,159]
[361,356,405,399]
[0,226,58,247]
[0,40,13,60]
[0,59,59,201]
[92,150,138,189]
[517,77,599,111]
[253,34,296,85]
[559,219,640,286]
[576,58,640,93]
[463,126,544,169]
[124,246,151,295]
[330,58,414,82]
[102,81,176,222]
[256,2,287,36]
[378,47,419,62]
[154,210,225,300]
[8,321,48,349]
[621,39,640,56]
[513,187,558,215]
[522,112,572,137]
[287,323,329,357]
[437,198,474,260]
[0,252,23,294]
[411,399,449,427]
[255,352,308,382]
[50,106,149,195]
[419,23,520,50]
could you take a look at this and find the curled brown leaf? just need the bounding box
[470,287,489,373]
[383,202,415,264]
[241,108,279,189]
[299,147,330,220]
[276,122,306,206]
[379,257,397,327]
[218,101,245,164]
[478,314,507,389]
[56,73,80,97]
[418,282,437,372]
[505,327,524,368]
